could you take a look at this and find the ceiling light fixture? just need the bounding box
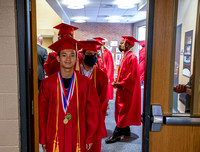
[115,0,140,9]
[74,20,86,23]
[71,16,89,23]
[108,19,120,23]
[62,0,88,9]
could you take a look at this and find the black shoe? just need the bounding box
[105,136,121,144]
[122,126,131,136]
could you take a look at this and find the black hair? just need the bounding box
[82,50,86,55]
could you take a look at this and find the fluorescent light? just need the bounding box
[115,0,140,9]
[74,20,86,23]
[62,0,88,9]
[108,19,120,23]
[67,5,84,9]
[106,16,122,20]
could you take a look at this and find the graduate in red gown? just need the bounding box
[78,40,108,152]
[93,37,114,100]
[139,41,145,82]
[39,35,101,152]
[105,36,141,144]
[44,23,78,76]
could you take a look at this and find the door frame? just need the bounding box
[16,0,34,151]
[142,0,155,151]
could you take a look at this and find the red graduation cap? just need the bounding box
[54,23,78,36]
[93,37,106,45]
[48,35,83,53]
[139,41,145,47]
[122,36,139,47]
[79,41,102,52]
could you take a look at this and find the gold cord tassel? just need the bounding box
[75,75,81,152]
[76,143,81,152]
[101,46,104,68]
[53,140,59,152]
[75,43,80,71]
[53,79,60,152]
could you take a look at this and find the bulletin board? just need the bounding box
[183,30,193,77]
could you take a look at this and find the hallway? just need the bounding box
[101,89,142,152]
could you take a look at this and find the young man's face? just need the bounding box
[57,49,76,69]
[82,50,98,67]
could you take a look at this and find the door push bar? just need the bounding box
[149,105,200,132]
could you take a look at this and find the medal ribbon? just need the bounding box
[58,72,76,114]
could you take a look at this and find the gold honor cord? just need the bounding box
[76,75,81,152]
[94,66,96,88]
[117,56,126,82]
[53,79,60,152]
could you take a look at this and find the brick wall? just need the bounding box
[0,0,20,151]
[72,22,133,74]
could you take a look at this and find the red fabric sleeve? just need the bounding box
[105,50,114,82]
[120,56,138,92]
[85,80,101,144]
[44,53,60,76]
[99,72,108,118]
[38,80,49,144]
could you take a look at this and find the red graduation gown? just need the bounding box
[116,51,141,128]
[44,52,60,76]
[139,48,145,81]
[39,72,100,152]
[102,49,114,100]
[80,66,108,152]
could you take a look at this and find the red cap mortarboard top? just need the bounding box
[139,41,145,47]
[48,35,83,53]
[79,41,102,52]
[122,36,139,47]
[54,23,78,36]
[93,37,106,45]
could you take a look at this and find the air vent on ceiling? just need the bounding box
[97,15,109,18]
[100,4,115,8]
[122,15,134,17]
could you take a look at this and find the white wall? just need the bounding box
[132,20,146,58]
[177,0,198,84]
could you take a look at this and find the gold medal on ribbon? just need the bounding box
[63,118,68,124]
[63,113,72,124]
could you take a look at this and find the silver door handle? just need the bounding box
[150,105,200,132]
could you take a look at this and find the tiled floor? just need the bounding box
[101,94,142,152]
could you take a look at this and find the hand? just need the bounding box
[86,143,93,151]
[112,81,122,89]
[42,144,46,152]
[186,88,192,96]
[173,84,186,93]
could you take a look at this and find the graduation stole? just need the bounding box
[53,72,81,152]
[117,50,132,82]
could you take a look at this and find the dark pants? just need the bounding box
[113,126,130,137]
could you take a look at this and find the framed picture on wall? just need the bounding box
[115,54,121,65]
[183,30,193,77]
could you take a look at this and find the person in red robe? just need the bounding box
[39,35,101,152]
[78,40,108,152]
[44,23,78,76]
[93,37,114,100]
[139,41,145,84]
[105,36,141,144]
